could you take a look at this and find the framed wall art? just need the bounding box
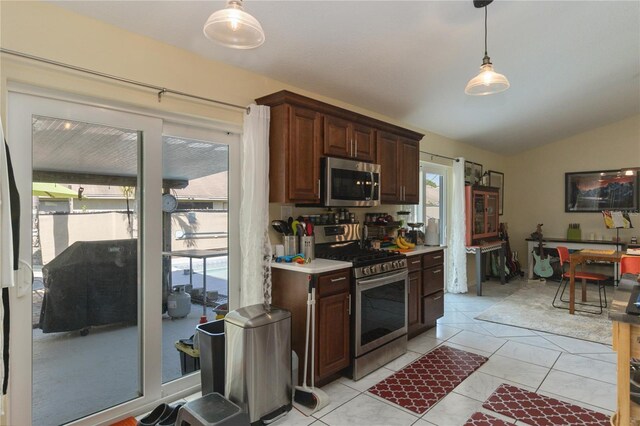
[488,170,504,215]
[464,161,483,185]
[565,169,639,213]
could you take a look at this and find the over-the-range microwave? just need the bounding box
[322,157,381,207]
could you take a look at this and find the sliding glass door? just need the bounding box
[7,89,238,425]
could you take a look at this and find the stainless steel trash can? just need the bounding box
[225,304,292,425]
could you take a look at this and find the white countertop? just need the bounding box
[271,246,445,273]
[271,258,352,274]
[393,245,447,256]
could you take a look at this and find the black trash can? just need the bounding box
[196,319,225,395]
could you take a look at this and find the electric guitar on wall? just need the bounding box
[532,224,553,278]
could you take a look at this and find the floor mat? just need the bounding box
[368,345,488,415]
[464,412,513,425]
[482,384,610,425]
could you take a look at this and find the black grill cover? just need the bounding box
[39,239,137,333]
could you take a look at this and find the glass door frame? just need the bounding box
[6,84,241,425]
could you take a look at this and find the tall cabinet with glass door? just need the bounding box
[465,185,499,245]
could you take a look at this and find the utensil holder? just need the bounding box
[283,236,298,256]
[300,236,315,260]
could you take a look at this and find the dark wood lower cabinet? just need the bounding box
[407,270,424,338]
[271,267,350,387]
[423,291,445,327]
[317,292,350,379]
[407,250,445,339]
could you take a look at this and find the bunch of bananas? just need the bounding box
[395,236,415,249]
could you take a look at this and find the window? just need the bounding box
[416,162,449,245]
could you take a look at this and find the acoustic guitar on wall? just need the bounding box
[532,224,553,278]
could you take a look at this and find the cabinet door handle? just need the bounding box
[330,276,347,283]
[433,295,443,301]
[432,256,442,260]
[432,269,442,274]
[317,179,321,195]
[348,294,351,316]
[411,260,421,265]
[350,139,354,157]
[354,139,358,158]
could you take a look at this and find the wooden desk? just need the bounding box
[569,250,623,314]
[526,237,623,281]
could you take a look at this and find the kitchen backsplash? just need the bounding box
[268,203,416,247]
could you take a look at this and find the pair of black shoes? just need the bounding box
[138,403,184,426]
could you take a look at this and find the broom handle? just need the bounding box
[302,282,312,388]
[310,286,316,389]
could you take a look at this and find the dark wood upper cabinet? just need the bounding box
[323,115,375,162]
[400,137,419,204]
[256,90,423,204]
[323,115,351,158]
[376,132,420,204]
[377,131,400,203]
[352,123,376,162]
[288,106,322,202]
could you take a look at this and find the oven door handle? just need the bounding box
[358,270,408,290]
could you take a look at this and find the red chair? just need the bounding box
[552,246,609,314]
[621,255,640,275]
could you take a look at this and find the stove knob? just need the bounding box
[363,266,371,276]
[391,261,399,269]
[381,263,389,272]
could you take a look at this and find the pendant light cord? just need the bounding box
[484,6,488,57]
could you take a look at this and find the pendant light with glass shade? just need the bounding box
[465,0,510,95]
[203,0,265,49]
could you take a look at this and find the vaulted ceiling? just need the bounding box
[49,1,640,154]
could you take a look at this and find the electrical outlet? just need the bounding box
[281,205,293,220]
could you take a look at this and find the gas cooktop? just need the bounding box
[315,241,405,268]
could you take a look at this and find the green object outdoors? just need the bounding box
[32,182,78,198]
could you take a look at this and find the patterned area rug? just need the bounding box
[483,384,610,425]
[368,345,488,414]
[475,281,611,344]
[464,412,513,426]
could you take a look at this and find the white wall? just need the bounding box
[506,114,640,266]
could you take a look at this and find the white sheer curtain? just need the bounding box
[446,157,468,293]
[239,104,272,307]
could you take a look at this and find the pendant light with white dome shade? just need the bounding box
[203,0,265,49]
[465,0,510,95]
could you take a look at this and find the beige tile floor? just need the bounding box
[168,278,617,426]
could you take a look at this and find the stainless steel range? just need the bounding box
[315,224,408,380]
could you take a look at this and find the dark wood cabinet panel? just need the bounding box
[422,265,444,296]
[288,106,322,202]
[256,91,423,204]
[323,116,375,162]
[317,269,350,297]
[408,250,445,340]
[316,292,350,379]
[271,267,350,386]
[323,115,351,158]
[423,291,444,327]
[376,132,420,204]
[407,256,423,272]
[408,270,423,338]
[352,123,375,162]
[465,185,500,245]
[376,131,400,203]
[400,138,419,204]
[423,250,444,269]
